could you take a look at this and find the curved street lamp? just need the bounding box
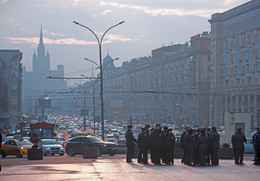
[73,20,125,140]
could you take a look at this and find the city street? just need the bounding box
[0,154,259,181]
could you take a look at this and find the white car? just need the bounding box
[106,134,116,143]
[38,139,65,156]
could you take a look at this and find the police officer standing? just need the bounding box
[164,128,175,165]
[137,127,148,164]
[180,131,186,163]
[209,126,220,165]
[197,129,209,166]
[205,128,211,165]
[232,128,247,165]
[162,127,168,163]
[150,124,163,165]
[125,125,136,163]
[253,129,260,165]
[231,130,238,164]
[184,129,196,166]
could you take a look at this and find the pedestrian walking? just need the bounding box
[209,126,220,165]
[184,129,196,166]
[125,125,136,163]
[232,128,247,165]
[197,129,209,166]
[164,128,175,165]
[150,124,163,165]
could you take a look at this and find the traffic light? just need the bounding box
[20,116,23,121]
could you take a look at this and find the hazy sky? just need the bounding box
[0,0,248,85]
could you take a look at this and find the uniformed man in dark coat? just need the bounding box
[125,125,136,163]
[209,126,220,165]
[137,127,149,164]
[180,131,186,163]
[150,124,163,165]
[184,129,196,166]
[194,129,200,165]
[162,127,168,163]
[231,130,238,164]
[205,128,211,165]
[252,128,259,164]
[164,128,175,165]
[232,128,247,165]
[253,129,260,165]
[197,129,209,166]
[149,128,155,163]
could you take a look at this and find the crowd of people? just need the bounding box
[125,124,260,166]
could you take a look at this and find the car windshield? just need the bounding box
[16,140,33,145]
[42,140,58,145]
[88,137,103,143]
[107,136,114,138]
[58,138,64,141]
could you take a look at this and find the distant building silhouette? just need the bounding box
[23,26,67,114]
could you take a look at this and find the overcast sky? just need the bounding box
[0,0,248,85]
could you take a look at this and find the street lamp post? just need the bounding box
[80,74,97,135]
[73,20,124,140]
[75,83,87,131]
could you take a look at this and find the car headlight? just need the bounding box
[45,147,51,150]
[20,147,24,150]
[60,147,64,150]
[103,144,107,147]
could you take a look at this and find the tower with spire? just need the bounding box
[33,25,50,73]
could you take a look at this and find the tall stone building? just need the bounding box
[209,0,260,128]
[0,50,23,127]
[23,27,67,113]
[84,32,211,125]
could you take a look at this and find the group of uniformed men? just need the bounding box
[125,124,175,165]
[125,124,222,166]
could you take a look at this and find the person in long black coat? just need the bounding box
[252,128,259,165]
[137,127,149,164]
[149,128,155,163]
[197,129,209,166]
[184,129,196,166]
[194,129,200,165]
[125,125,137,163]
[253,129,260,165]
[164,129,175,165]
[180,131,186,163]
[162,127,168,163]
[231,131,238,164]
[205,128,211,165]
[209,126,220,165]
[232,128,247,165]
[150,124,163,165]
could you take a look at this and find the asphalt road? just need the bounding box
[0,154,259,181]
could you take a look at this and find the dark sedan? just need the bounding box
[65,136,117,156]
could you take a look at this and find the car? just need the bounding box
[70,132,87,138]
[1,139,33,158]
[65,136,117,156]
[57,137,65,146]
[244,138,254,154]
[106,134,116,142]
[2,136,14,143]
[38,139,65,156]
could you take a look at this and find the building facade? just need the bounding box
[209,0,260,128]
[0,50,23,127]
[23,27,67,114]
[83,32,211,125]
